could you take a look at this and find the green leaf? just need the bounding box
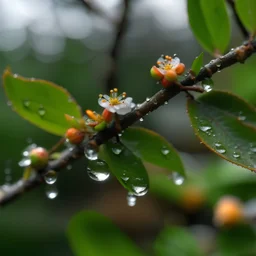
[3,69,82,136]
[200,0,230,54]
[121,127,185,177]
[187,90,256,171]
[154,226,203,256]
[188,0,215,53]
[67,211,145,256]
[187,0,230,54]
[217,225,256,255]
[235,0,256,34]
[100,141,149,196]
[190,52,204,76]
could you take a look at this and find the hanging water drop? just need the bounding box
[127,192,137,207]
[38,106,46,117]
[44,170,57,185]
[172,172,184,185]
[203,85,212,92]
[132,185,148,196]
[23,99,31,108]
[216,63,221,68]
[86,159,110,181]
[161,146,170,156]
[18,158,31,167]
[139,118,144,122]
[84,148,98,160]
[111,144,124,155]
[164,101,168,105]
[45,185,58,199]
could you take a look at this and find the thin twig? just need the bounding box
[227,0,249,39]
[105,0,130,92]
[0,40,256,207]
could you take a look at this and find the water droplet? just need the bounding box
[38,106,46,117]
[44,170,57,185]
[203,85,212,92]
[216,63,221,68]
[173,53,177,57]
[231,48,235,51]
[87,159,110,182]
[7,101,12,107]
[22,144,37,157]
[66,164,72,170]
[146,97,150,102]
[65,139,75,151]
[18,158,31,167]
[250,147,256,153]
[214,142,226,154]
[139,118,144,122]
[132,185,148,196]
[111,144,124,155]
[164,101,168,105]
[121,170,130,182]
[127,192,137,207]
[172,172,184,185]
[199,126,212,132]
[23,99,31,108]
[233,152,240,158]
[161,146,170,156]
[84,148,98,160]
[238,115,246,121]
[45,185,58,199]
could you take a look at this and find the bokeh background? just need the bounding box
[0,0,256,255]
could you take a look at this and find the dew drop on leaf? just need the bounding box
[161,146,170,156]
[44,170,57,185]
[38,106,46,117]
[233,152,240,158]
[127,192,137,207]
[111,144,124,155]
[199,126,212,132]
[84,148,98,160]
[86,159,110,182]
[172,172,184,186]
[23,99,31,108]
[7,101,12,107]
[45,185,58,200]
[214,142,226,154]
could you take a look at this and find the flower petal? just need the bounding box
[124,97,133,104]
[117,107,131,115]
[98,99,110,108]
[170,57,180,68]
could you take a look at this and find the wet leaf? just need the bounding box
[190,52,204,76]
[188,0,215,53]
[99,141,149,196]
[121,127,185,177]
[154,226,203,256]
[187,90,256,171]
[67,211,145,256]
[187,0,230,54]
[200,0,230,54]
[235,0,256,34]
[3,69,82,136]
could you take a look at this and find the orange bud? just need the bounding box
[161,77,172,88]
[165,69,177,82]
[65,128,85,144]
[86,110,98,121]
[29,147,49,168]
[175,63,186,75]
[150,66,164,80]
[214,196,244,227]
[102,109,113,123]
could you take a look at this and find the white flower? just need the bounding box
[98,88,135,115]
[156,55,180,75]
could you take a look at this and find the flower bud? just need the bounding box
[150,66,164,80]
[214,196,244,227]
[161,77,172,88]
[175,63,186,75]
[102,109,113,123]
[29,147,49,168]
[165,70,177,82]
[94,121,107,131]
[65,128,85,144]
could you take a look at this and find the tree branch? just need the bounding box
[0,40,256,207]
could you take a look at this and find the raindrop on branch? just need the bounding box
[44,170,57,185]
[45,185,58,200]
[172,172,184,186]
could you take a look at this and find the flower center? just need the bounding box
[109,98,121,105]
[164,63,172,70]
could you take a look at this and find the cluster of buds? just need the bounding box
[150,55,186,88]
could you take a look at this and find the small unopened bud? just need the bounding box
[29,147,49,168]
[165,70,177,82]
[175,63,186,75]
[94,121,107,131]
[65,128,85,144]
[150,66,164,80]
[102,109,113,123]
[214,196,244,227]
